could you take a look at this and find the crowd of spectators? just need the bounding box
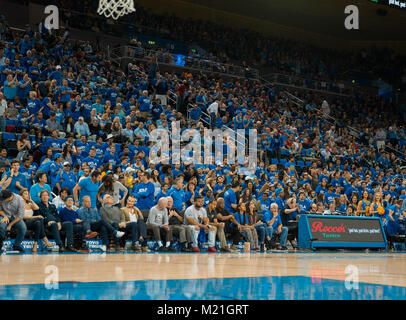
[0,11,405,253]
[12,0,406,91]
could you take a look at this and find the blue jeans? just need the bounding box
[255,224,267,245]
[187,225,216,248]
[0,217,27,247]
[266,226,288,246]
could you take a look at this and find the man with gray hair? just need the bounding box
[262,203,288,250]
[147,197,173,252]
[0,190,27,252]
[74,116,91,138]
[138,89,151,118]
[100,194,126,251]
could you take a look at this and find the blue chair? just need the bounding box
[280,159,287,166]
[305,161,312,167]
[271,158,278,165]
[297,161,305,168]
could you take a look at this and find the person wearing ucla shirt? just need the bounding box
[297,191,310,214]
[27,91,42,115]
[324,185,338,205]
[55,162,77,194]
[82,147,100,171]
[258,191,272,214]
[167,177,186,212]
[132,171,155,211]
[94,136,107,159]
[49,65,63,85]
[137,90,151,116]
[103,145,119,167]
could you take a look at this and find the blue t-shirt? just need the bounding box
[167,186,185,212]
[262,211,282,229]
[78,177,99,208]
[224,189,237,213]
[2,172,27,194]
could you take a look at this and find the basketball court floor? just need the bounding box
[0,251,405,300]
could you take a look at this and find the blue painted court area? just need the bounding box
[1,276,405,300]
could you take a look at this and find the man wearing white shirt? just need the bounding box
[207,100,219,129]
[184,196,217,252]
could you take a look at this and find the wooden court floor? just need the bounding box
[1,252,406,288]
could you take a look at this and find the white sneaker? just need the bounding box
[115,231,125,238]
[100,245,107,252]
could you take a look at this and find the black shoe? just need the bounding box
[12,245,24,253]
[278,246,288,250]
[65,246,78,252]
[260,244,265,252]
[167,246,177,252]
[0,238,3,252]
[158,246,167,252]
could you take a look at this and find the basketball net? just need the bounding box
[97,0,136,20]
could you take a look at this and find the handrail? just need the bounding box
[111,46,259,79]
[258,76,406,164]
[284,90,406,164]
[261,73,379,97]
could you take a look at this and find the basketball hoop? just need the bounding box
[97,0,136,20]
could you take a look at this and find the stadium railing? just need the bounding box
[110,46,259,80]
[261,73,379,98]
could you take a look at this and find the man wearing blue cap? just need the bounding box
[17,108,34,131]
[55,162,77,194]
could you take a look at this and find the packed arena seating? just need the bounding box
[0,10,405,253]
[10,0,406,91]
